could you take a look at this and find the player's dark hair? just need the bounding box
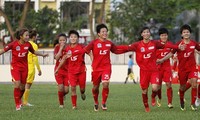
[53,33,67,47]
[96,24,108,34]
[138,26,150,40]
[68,30,79,38]
[15,28,29,40]
[129,54,132,59]
[159,28,168,35]
[180,24,192,33]
[29,30,37,39]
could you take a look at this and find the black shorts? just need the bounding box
[127,68,132,75]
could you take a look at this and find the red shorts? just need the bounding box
[68,71,86,88]
[158,69,172,85]
[11,66,28,84]
[178,69,198,85]
[55,73,69,86]
[140,69,159,90]
[92,70,111,86]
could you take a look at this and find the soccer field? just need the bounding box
[0,83,199,120]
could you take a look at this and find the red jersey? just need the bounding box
[54,44,68,73]
[128,40,164,71]
[65,44,86,74]
[172,40,200,72]
[156,40,173,70]
[4,40,35,69]
[84,39,122,71]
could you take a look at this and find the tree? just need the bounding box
[0,0,31,39]
[110,0,200,44]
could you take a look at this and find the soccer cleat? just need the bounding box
[23,103,34,107]
[157,99,161,107]
[151,98,156,106]
[195,98,200,107]
[94,104,99,111]
[16,104,21,111]
[59,105,64,108]
[190,104,197,111]
[168,103,173,109]
[145,107,150,112]
[101,104,107,110]
[81,93,86,101]
[180,103,186,111]
[72,106,77,110]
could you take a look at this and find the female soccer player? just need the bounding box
[155,28,174,108]
[23,30,42,106]
[158,24,200,111]
[0,28,48,110]
[54,33,69,108]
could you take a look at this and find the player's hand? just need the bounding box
[178,44,186,51]
[43,53,49,57]
[60,43,65,49]
[54,69,58,75]
[38,70,42,76]
[156,59,164,64]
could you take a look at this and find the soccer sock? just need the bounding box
[92,88,99,105]
[179,89,185,104]
[58,91,64,105]
[157,89,162,100]
[14,88,21,106]
[23,89,30,104]
[71,95,77,107]
[185,82,191,92]
[142,93,149,108]
[198,84,200,99]
[151,90,157,99]
[167,87,173,104]
[191,88,197,105]
[102,88,109,104]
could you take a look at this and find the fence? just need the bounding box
[0,49,134,65]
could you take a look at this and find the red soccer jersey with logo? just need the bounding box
[128,40,164,71]
[84,39,119,71]
[4,40,35,69]
[172,40,200,72]
[54,44,68,73]
[65,44,86,74]
[156,40,173,70]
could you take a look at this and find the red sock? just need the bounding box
[198,84,200,99]
[142,93,149,108]
[14,88,21,106]
[191,88,197,105]
[92,88,99,105]
[58,91,64,105]
[102,88,109,104]
[20,90,25,99]
[71,95,77,107]
[167,87,173,104]
[157,89,162,100]
[179,89,185,104]
[151,90,157,99]
[185,82,191,92]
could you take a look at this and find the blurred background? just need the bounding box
[0,0,200,65]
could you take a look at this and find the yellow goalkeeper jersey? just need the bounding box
[28,41,41,71]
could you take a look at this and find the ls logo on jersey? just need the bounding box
[16,46,20,51]
[140,47,145,52]
[143,53,152,59]
[184,52,192,57]
[71,55,78,61]
[24,47,29,50]
[161,52,168,57]
[97,43,102,48]
[18,52,27,57]
[99,50,108,55]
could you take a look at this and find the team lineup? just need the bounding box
[0,24,200,112]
